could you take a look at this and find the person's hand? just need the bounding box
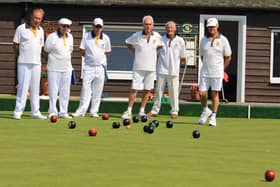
[223,72,229,83]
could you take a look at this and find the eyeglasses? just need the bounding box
[62,25,70,28]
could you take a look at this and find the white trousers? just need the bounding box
[151,74,179,115]
[14,64,41,116]
[75,66,104,115]
[48,71,72,116]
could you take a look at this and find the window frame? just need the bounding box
[81,24,165,80]
[270,29,280,84]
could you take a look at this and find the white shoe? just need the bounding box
[209,116,217,127]
[198,108,212,124]
[59,114,72,119]
[138,111,146,117]
[90,113,99,118]
[122,111,132,119]
[71,112,84,117]
[13,114,21,120]
[32,114,47,120]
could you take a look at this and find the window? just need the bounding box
[270,30,280,83]
[82,24,165,80]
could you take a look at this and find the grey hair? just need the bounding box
[32,8,45,16]
[165,21,176,28]
[142,15,154,24]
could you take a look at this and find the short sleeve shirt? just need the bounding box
[157,35,185,76]
[199,34,232,78]
[80,31,111,69]
[126,31,163,72]
[44,31,73,72]
[13,23,44,64]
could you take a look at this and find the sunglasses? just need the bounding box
[62,25,70,28]
[94,25,103,28]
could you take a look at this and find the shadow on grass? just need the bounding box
[0,113,14,119]
[259,179,273,183]
[0,113,39,120]
[169,121,195,125]
[106,114,121,118]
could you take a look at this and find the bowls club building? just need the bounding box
[0,0,280,103]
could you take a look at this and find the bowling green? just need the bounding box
[0,111,279,187]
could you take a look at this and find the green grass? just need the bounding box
[0,111,279,187]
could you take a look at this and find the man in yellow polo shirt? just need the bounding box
[13,8,47,120]
[72,18,111,118]
[198,18,232,126]
[122,15,163,119]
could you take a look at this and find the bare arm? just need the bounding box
[125,43,135,53]
[180,56,186,63]
[156,45,163,54]
[80,48,85,57]
[224,56,232,70]
[13,43,19,57]
[105,52,111,58]
[157,45,163,50]
[42,51,48,62]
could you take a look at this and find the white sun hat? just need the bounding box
[58,18,72,25]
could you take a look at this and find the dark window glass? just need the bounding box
[106,30,135,71]
[273,32,280,77]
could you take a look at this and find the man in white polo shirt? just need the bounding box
[198,18,232,126]
[44,18,73,119]
[147,21,186,119]
[72,18,111,118]
[13,8,47,120]
[122,15,163,119]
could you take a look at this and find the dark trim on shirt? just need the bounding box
[142,30,154,43]
[91,31,103,39]
[166,34,177,47]
[57,30,68,38]
[210,33,221,47]
[25,22,40,30]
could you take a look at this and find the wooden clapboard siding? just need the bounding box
[0,21,16,94]
[69,22,83,96]
[246,96,280,103]
[179,66,198,100]
[245,27,280,103]
[103,80,133,98]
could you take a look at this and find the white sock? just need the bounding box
[127,107,132,114]
[212,113,217,118]
[140,107,145,113]
[203,106,209,112]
